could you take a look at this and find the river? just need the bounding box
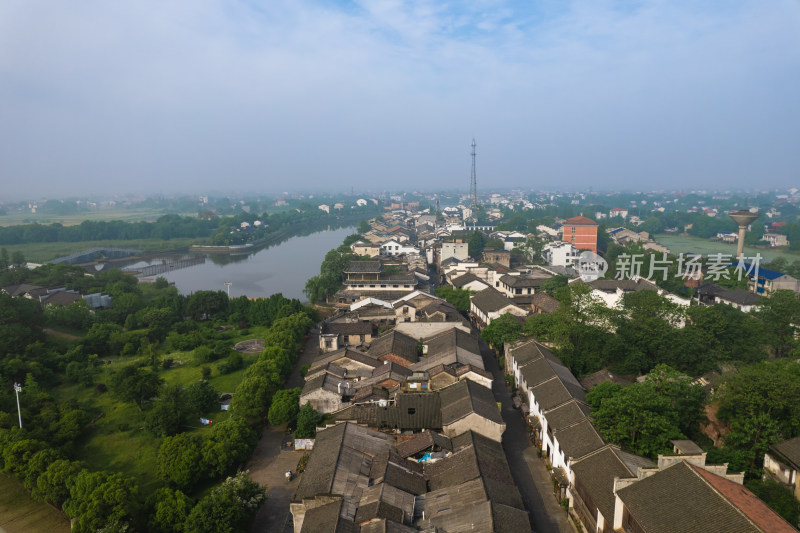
[135,226,355,301]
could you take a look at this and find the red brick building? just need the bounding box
[562,216,598,253]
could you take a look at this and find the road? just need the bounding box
[247,328,321,533]
[480,340,575,533]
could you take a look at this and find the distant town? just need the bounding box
[1,187,800,533]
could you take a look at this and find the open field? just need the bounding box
[0,209,195,227]
[656,234,800,263]
[50,325,270,498]
[1,237,205,263]
[0,475,70,533]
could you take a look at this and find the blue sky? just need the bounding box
[1,0,798,198]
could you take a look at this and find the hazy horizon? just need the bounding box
[2,1,798,198]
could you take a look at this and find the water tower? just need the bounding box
[729,209,760,259]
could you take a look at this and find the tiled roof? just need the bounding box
[531,292,560,313]
[368,331,419,363]
[298,499,354,533]
[440,380,503,426]
[769,435,800,470]
[543,399,591,432]
[579,368,633,390]
[345,261,382,273]
[470,288,517,313]
[693,464,797,533]
[716,288,763,306]
[321,321,373,336]
[451,273,482,288]
[375,392,442,431]
[531,377,585,411]
[426,431,515,491]
[499,274,547,288]
[589,278,659,292]
[395,430,452,458]
[564,216,598,226]
[616,461,788,533]
[551,419,605,461]
[571,446,639,525]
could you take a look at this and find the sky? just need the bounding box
[1,0,799,199]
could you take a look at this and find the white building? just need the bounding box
[543,241,580,267]
[379,239,420,256]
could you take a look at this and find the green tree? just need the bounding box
[481,313,522,352]
[434,285,473,314]
[110,366,163,411]
[183,471,266,533]
[715,360,800,473]
[201,416,258,477]
[744,479,800,525]
[267,388,301,426]
[146,385,190,437]
[157,433,204,489]
[295,402,320,439]
[147,487,194,533]
[63,470,139,533]
[467,231,486,257]
[32,459,84,507]
[754,290,800,357]
[185,380,219,415]
[539,275,569,296]
[232,375,279,422]
[588,381,683,458]
[358,220,370,233]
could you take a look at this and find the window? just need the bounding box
[408,407,416,414]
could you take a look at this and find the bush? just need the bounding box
[218,352,243,375]
[162,358,174,370]
[268,388,301,426]
[186,380,219,415]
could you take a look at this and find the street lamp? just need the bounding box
[13,382,22,429]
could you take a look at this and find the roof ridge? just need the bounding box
[685,462,765,532]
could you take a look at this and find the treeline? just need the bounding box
[0,215,218,245]
[0,203,381,246]
[304,233,368,302]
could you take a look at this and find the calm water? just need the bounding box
[152,227,355,301]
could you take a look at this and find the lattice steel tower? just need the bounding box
[469,138,478,210]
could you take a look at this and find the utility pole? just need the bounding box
[469,138,478,212]
[224,282,232,298]
[14,382,22,428]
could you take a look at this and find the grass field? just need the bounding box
[0,209,195,227]
[0,475,70,533]
[656,234,800,263]
[50,325,271,498]
[1,237,205,263]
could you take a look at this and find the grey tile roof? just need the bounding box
[531,292,560,313]
[368,331,419,364]
[716,288,763,306]
[309,348,381,374]
[395,431,452,458]
[531,376,585,411]
[543,399,591,432]
[369,451,427,495]
[616,461,774,533]
[426,431,515,491]
[358,519,417,533]
[345,261,383,273]
[322,321,373,336]
[589,278,659,292]
[552,419,605,461]
[499,274,547,288]
[375,393,442,431]
[571,445,638,525]
[469,287,516,313]
[299,499,355,533]
[439,380,503,426]
[770,435,800,470]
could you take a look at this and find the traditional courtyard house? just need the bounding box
[318,321,373,352]
[307,347,380,378]
[368,330,419,367]
[763,436,800,500]
[569,445,654,533]
[439,379,505,442]
[530,292,559,315]
[412,328,484,372]
[451,272,492,292]
[469,288,529,329]
[482,248,511,268]
[611,455,795,532]
[497,273,550,300]
[299,371,354,414]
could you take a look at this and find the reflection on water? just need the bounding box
[153,226,356,300]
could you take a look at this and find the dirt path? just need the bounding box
[247,328,321,533]
[42,328,80,340]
